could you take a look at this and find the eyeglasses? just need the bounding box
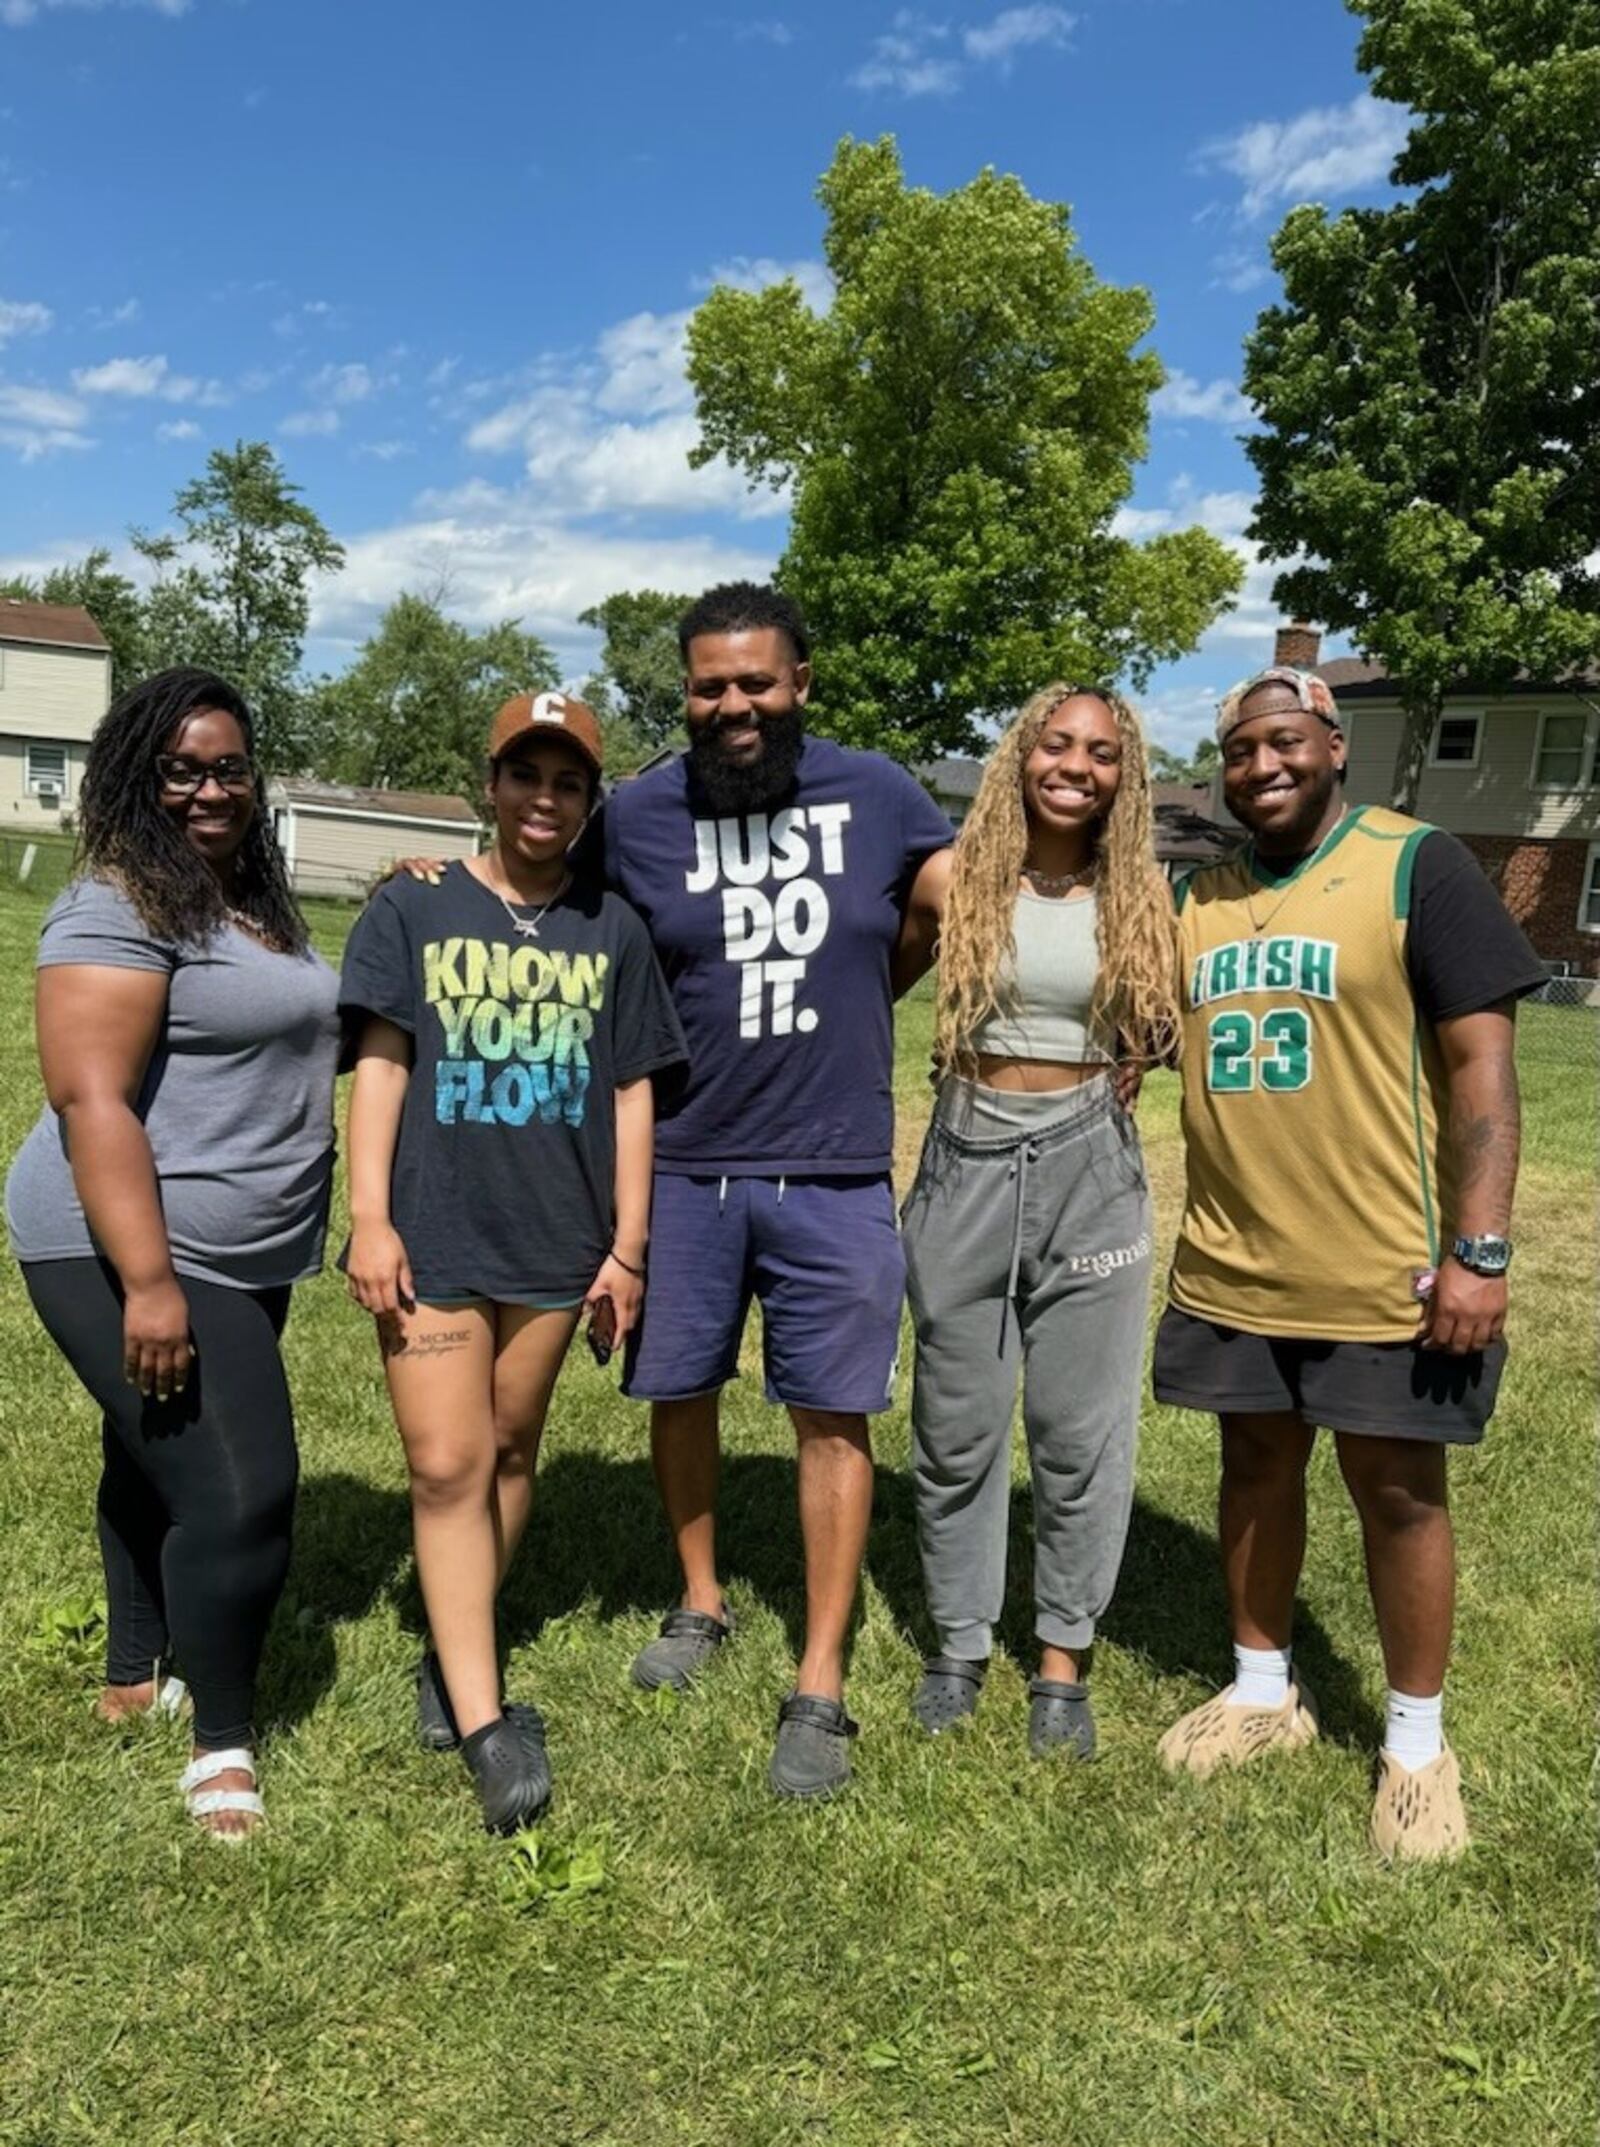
[156,754,257,797]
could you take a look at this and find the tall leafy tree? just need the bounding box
[134,442,344,770]
[0,549,148,694]
[303,592,559,800]
[577,589,693,750]
[686,137,1241,759]
[1245,0,1600,809]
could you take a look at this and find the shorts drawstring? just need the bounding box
[718,1176,728,1212]
[777,1176,786,1205]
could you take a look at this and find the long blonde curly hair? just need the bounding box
[934,683,1181,1078]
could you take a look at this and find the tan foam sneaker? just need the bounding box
[1370,1745,1469,1864]
[1157,1680,1319,1779]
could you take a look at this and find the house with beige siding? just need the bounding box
[0,598,111,828]
[1223,626,1600,977]
[270,778,481,899]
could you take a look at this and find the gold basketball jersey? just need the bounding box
[1171,805,1451,1342]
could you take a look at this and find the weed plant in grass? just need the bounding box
[0,883,1592,2147]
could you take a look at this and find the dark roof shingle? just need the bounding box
[0,599,109,652]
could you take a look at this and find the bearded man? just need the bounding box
[608,582,952,1799]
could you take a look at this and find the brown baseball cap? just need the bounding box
[488,689,604,776]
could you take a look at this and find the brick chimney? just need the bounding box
[1274,620,1321,670]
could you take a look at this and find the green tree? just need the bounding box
[1244,0,1600,810]
[686,137,1241,760]
[1148,736,1221,785]
[578,589,692,751]
[0,548,148,695]
[134,441,344,770]
[303,592,560,800]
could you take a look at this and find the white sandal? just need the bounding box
[178,1747,265,1841]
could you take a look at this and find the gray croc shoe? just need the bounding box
[416,1649,461,1752]
[630,1604,734,1692]
[503,1702,553,1814]
[912,1655,988,1734]
[1028,1677,1096,1760]
[769,1692,859,1801]
[461,1712,551,1834]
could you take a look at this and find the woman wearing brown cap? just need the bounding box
[339,693,685,1832]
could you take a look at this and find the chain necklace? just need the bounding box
[481,864,571,941]
[1242,806,1347,938]
[1022,859,1097,896]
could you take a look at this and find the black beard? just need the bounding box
[686,709,806,815]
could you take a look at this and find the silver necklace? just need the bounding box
[1243,806,1347,938]
[1022,860,1096,896]
[483,866,570,940]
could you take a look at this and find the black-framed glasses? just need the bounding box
[155,754,257,797]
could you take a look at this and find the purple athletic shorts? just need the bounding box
[623,1173,905,1414]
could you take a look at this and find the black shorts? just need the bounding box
[1152,1305,1505,1446]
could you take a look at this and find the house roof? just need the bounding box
[0,598,109,652]
[1151,782,1240,867]
[273,776,479,825]
[1317,655,1600,702]
[919,755,984,800]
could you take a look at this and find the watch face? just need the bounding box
[1455,1236,1511,1273]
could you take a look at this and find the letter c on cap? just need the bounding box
[530,691,568,725]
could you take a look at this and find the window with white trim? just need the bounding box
[1531,709,1593,789]
[1581,844,1600,934]
[24,741,67,795]
[1428,712,1482,767]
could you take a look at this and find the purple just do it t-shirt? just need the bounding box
[602,735,953,1176]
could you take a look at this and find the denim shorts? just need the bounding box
[623,1173,905,1415]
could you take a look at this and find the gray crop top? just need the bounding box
[967,888,1113,1064]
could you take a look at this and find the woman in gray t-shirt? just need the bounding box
[6,667,339,1842]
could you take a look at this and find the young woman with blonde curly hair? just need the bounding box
[894,684,1180,1758]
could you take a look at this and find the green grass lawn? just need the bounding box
[0,881,1593,2147]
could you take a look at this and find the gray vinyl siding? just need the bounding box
[1342,700,1600,841]
[284,808,480,898]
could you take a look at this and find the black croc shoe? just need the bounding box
[461,1712,552,1833]
[630,1605,735,1692]
[1028,1678,1096,1760]
[768,1692,859,1801]
[912,1655,988,1734]
[416,1650,461,1752]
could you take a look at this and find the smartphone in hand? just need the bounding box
[587,1292,617,1369]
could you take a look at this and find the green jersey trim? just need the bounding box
[1247,806,1366,890]
[1393,823,1437,921]
[1409,1018,1440,1265]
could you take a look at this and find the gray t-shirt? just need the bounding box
[5,876,341,1289]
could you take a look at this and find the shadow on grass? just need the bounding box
[266,1451,1381,1754]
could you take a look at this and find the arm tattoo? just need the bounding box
[1450,1053,1520,1233]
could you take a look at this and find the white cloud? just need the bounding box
[88,297,139,329]
[71,352,223,404]
[849,13,961,97]
[0,380,91,459]
[1,0,189,19]
[593,310,694,420]
[0,298,51,344]
[1140,682,1225,757]
[1198,92,1408,222]
[281,407,340,437]
[156,417,200,440]
[355,439,416,462]
[311,496,773,665]
[1209,248,1271,295]
[963,6,1074,65]
[699,255,834,314]
[733,17,792,42]
[851,6,1072,95]
[1151,369,1252,425]
[308,360,389,405]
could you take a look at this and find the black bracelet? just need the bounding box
[609,1249,646,1279]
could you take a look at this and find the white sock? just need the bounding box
[1229,1643,1292,1708]
[1382,1688,1444,1772]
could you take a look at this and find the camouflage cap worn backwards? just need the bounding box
[1216,665,1341,744]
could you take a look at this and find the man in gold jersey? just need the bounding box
[1153,667,1545,1861]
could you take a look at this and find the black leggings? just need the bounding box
[23,1258,297,1749]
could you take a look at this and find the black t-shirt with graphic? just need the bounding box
[339,862,686,1303]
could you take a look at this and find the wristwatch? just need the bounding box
[1451,1234,1513,1276]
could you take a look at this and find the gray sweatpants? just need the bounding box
[902,1078,1153,1660]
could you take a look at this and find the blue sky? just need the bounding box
[0,0,1406,752]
